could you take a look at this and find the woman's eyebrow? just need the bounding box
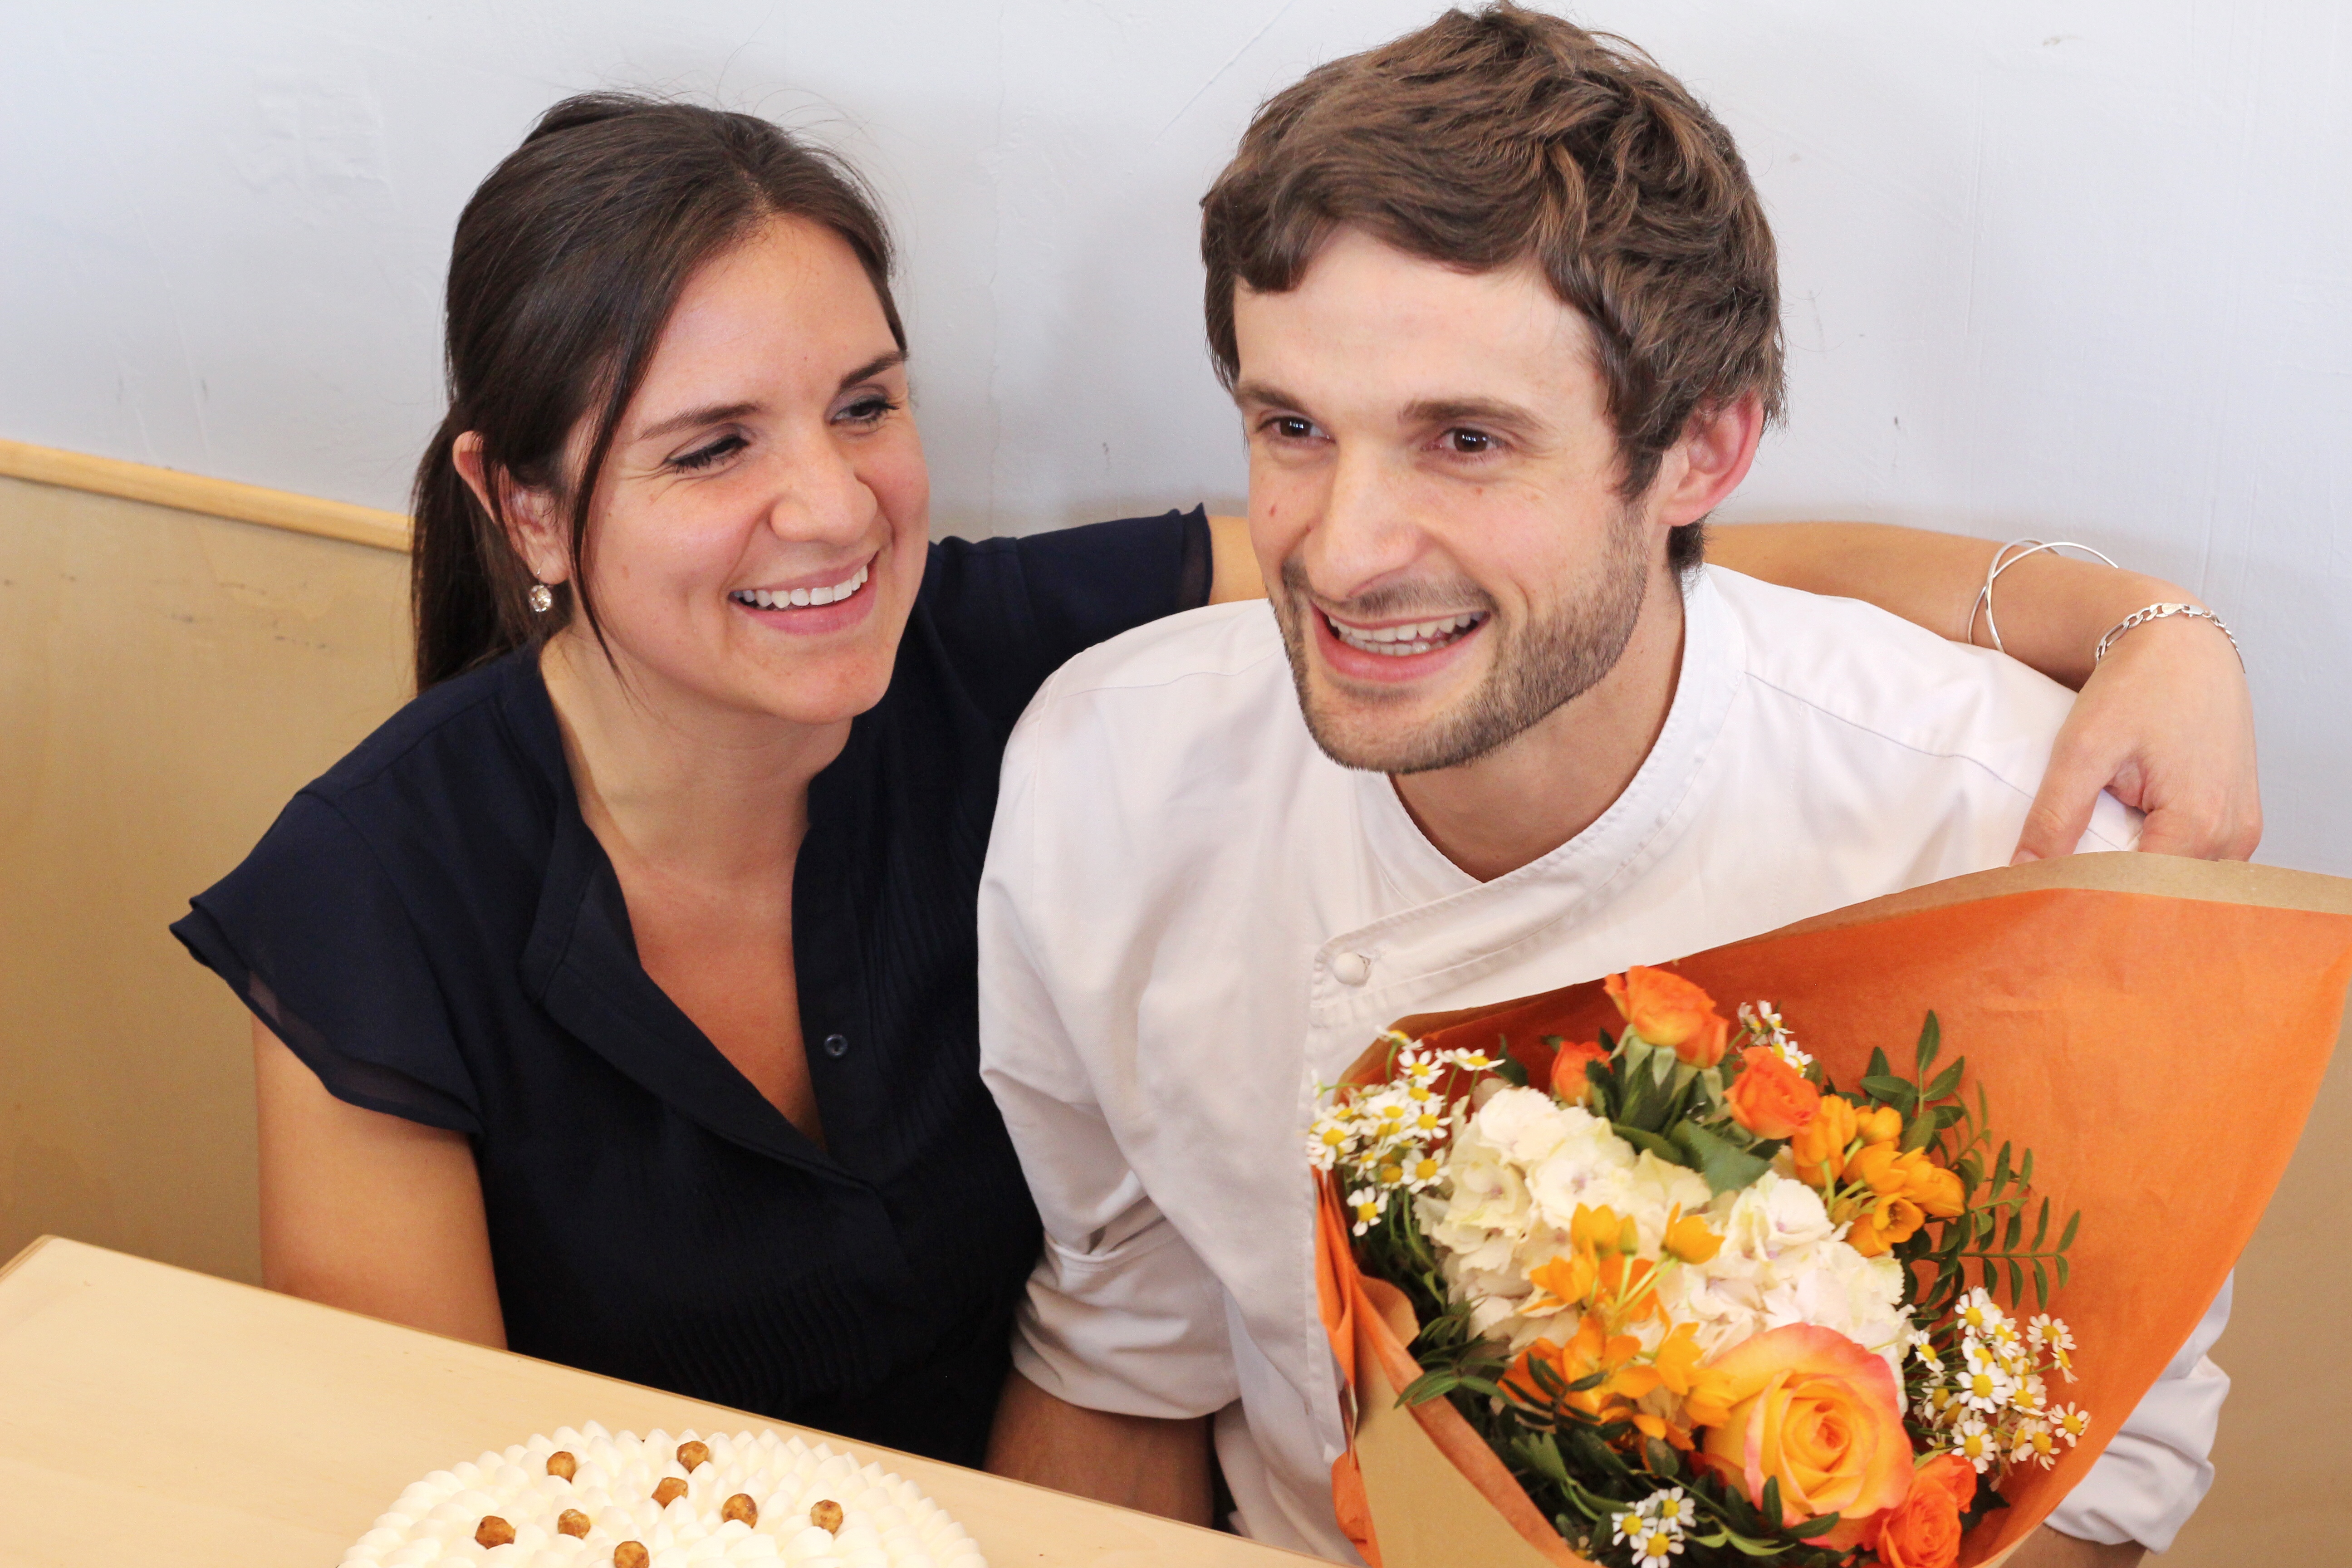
[838,349,909,390]
[634,400,762,443]
[632,353,908,444]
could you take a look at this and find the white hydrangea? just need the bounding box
[1647,1173,1909,1375]
[1420,1093,1909,1369]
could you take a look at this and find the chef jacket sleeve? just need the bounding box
[2046,1277,2231,1551]
[977,682,1241,1421]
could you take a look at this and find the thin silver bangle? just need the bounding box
[1966,538,2122,654]
[2095,602,2243,669]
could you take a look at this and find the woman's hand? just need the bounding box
[2015,614,2261,862]
[253,1019,507,1346]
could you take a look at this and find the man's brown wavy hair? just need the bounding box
[1200,3,1784,571]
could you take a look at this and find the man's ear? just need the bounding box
[1654,392,1765,528]
[452,431,570,585]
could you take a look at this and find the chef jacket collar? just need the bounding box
[1313,569,1744,1034]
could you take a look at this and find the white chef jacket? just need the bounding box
[978,566,2229,1559]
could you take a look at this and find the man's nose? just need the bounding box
[1303,445,1421,602]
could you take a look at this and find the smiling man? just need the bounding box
[976,9,2223,1567]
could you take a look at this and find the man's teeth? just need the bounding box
[731,563,870,610]
[1328,612,1484,657]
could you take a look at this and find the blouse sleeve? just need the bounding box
[171,792,482,1135]
[918,507,1213,725]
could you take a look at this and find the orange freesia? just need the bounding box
[1662,1210,1725,1265]
[1524,1251,1597,1316]
[1856,1103,1905,1147]
[1790,1094,1859,1187]
[1843,1194,1927,1257]
[1904,1161,1966,1218]
[1653,1322,1740,1430]
[1699,1324,1912,1548]
[1604,966,1730,1068]
[1725,1046,1820,1140]
[1503,1312,1660,1423]
[1872,1451,1975,1568]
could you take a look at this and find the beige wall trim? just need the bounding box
[0,437,412,554]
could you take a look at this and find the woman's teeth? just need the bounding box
[1328,611,1485,657]
[731,563,869,610]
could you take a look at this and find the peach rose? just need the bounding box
[1604,967,1730,1068]
[1699,1324,1912,1548]
[1725,1046,1820,1140]
[1872,1452,1976,1568]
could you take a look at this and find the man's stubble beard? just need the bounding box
[1272,509,1653,776]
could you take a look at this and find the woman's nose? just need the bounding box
[764,434,876,543]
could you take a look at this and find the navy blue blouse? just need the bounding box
[172,510,1211,1465]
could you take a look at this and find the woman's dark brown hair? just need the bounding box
[411,94,905,690]
[1199,3,1783,571]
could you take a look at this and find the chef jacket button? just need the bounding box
[821,1033,850,1059]
[1332,951,1372,986]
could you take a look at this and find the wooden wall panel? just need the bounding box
[0,473,407,1283]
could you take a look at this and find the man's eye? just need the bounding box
[1445,428,1495,455]
[670,434,746,471]
[1269,416,1317,441]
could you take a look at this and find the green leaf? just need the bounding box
[2032,1198,2050,1249]
[2009,1258,2026,1303]
[1926,1060,1965,1102]
[1916,1012,1942,1075]
[1786,1510,1844,1540]
[1991,1142,2013,1195]
[2056,1254,2071,1289]
[2020,1147,2035,1188]
[1492,1053,1530,1088]
[1671,1120,1775,1194]
[1867,1047,1893,1082]
[2033,1259,2050,1308]
[2059,1210,2081,1251]
[1862,1074,1921,1109]
[1612,1122,1690,1166]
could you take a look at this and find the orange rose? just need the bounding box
[1699,1325,1912,1548]
[1604,966,1730,1068]
[1725,1046,1820,1140]
[1872,1452,1975,1568]
[1547,1039,1611,1103]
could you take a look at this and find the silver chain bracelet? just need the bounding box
[2094,602,2243,668]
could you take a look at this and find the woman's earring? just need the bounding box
[528,582,554,614]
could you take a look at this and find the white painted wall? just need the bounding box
[5,1,2347,873]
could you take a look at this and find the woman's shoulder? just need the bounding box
[219,647,561,916]
[904,507,1210,726]
[307,648,551,808]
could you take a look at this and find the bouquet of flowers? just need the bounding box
[1307,854,2352,1568]
[1312,972,2083,1568]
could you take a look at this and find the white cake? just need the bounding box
[340,1424,988,1568]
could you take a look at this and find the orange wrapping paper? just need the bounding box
[1317,854,2352,1568]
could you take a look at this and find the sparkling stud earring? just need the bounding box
[528,582,554,614]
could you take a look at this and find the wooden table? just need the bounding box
[0,1236,1314,1567]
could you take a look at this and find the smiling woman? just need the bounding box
[167,95,1228,1466]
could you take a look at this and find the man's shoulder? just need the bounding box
[1705,564,2077,761]
[1010,600,1298,754]
[1034,598,1290,696]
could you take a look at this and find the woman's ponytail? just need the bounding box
[409,413,542,691]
